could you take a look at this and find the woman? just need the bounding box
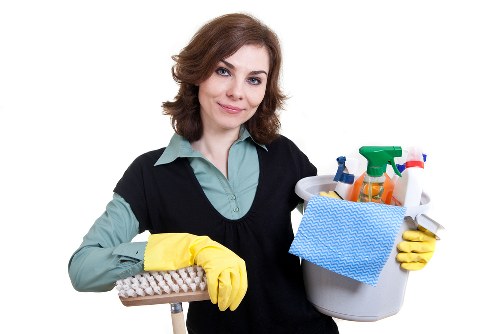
[69,12,337,333]
[69,12,434,334]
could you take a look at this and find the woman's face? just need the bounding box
[198,44,270,135]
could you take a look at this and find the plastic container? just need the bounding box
[295,175,431,321]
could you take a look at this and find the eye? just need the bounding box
[215,67,230,76]
[247,77,262,85]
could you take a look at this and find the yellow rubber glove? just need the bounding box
[144,233,247,311]
[397,227,436,271]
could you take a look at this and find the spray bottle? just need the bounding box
[393,147,425,207]
[332,156,355,200]
[348,146,402,204]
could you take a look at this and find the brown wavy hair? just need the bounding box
[162,13,286,144]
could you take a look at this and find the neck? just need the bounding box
[191,127,241,178]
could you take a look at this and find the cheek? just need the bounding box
[199,82,214,100]
[199,76,225,98]
[248,87,267,109]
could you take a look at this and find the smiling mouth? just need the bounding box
[218,103,243,114]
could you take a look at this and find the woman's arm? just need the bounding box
[68,194,146,292]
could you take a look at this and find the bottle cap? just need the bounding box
[405,147,425,168]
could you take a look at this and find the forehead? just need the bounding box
[222,44,270,72]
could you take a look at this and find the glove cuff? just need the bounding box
[144,233,200,271]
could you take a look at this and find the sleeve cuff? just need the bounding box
[112,242,147,261]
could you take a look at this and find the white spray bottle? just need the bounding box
[333,156,360,199]
[393,147,425,207]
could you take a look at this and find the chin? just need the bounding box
[219,115,249,127]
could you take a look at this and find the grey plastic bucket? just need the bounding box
[295,175,430,321]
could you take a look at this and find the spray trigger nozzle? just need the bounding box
[333,156,354,184]
[359,146,403,177]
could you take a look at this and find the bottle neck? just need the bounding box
[364,174,386,183]
[405,161,424,168]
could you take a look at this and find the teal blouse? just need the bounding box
[68,127,267,291]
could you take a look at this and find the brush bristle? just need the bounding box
[116,265,207,299]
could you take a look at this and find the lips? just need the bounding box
[218,102,243,114]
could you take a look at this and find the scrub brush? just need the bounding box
[116,265,210,334]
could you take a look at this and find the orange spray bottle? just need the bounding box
[348,146,402,204]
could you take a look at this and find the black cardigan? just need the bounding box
[114,135,338,334]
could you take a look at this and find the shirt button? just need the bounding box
[233,207,239,212]
[230,195,236,200]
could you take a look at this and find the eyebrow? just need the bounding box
[221,60,268,76]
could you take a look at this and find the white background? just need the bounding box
[1,0,498,333]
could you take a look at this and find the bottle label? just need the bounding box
[359,181,384,203]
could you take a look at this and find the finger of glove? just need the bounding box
[397,251,433,264]
[402,230,436,243]
[205,269,221,306]
[216,269,239,311]
[398,240,435,253]
[229,261,248,311]
[401,262,427,271]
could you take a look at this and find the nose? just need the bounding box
[226,78,244,100]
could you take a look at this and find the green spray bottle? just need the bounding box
[349,146,403,204]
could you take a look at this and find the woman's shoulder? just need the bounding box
[267,134,316,176]
[126,147,166,169]
[138,147,166,161]
[268,134,302,153]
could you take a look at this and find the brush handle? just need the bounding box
[119,290,209,306]
[171,303,186,334]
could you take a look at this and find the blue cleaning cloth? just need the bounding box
[289,195,406,286]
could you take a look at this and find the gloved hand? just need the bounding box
[144,233,247,311]
[397,226,436,271]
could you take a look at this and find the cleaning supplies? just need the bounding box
[144,233,247,311]
[332,156,355,199]
[393,147,425,207]
[117,266,209,302]
[290,195,406,286]
[320,191,342,199]
[117,266,210,334]
[348,146,402,204]
[294,175,432,321]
